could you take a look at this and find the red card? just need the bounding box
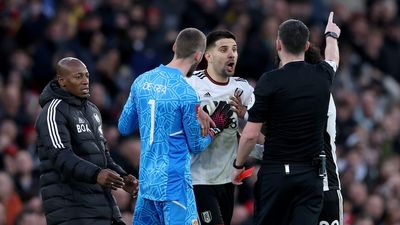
[237,167,255,182]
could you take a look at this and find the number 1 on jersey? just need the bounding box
[148,99,155,145]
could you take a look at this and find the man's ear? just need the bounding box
[204,51,211,62]
[194,51,203,62]
[172,42,177,53]
[275,39,282,52]
[57,75,66,87]
[305,41,310,52]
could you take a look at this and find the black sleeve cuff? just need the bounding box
[233,159,245,169]
[92,168,102,184]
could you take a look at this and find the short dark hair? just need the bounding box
[206,30,236,50]
[274,44,321,67]
[305,45,322,64]
[278,19,310,54]
[175,28,206,59]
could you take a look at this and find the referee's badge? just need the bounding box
[201,211,212,223]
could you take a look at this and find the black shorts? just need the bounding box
[254,163,324,225]
[319,189,343,225]
[193,183,234,225]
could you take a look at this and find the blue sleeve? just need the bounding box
[181,98,212,154]
[118,84,139,136]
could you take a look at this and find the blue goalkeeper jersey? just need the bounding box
[118,64,212,201]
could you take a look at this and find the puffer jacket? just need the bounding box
[35,80,127,225]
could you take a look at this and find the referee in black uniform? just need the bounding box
[232,12,340,225]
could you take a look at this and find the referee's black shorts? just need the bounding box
[319,189,343,225]
[254,163,323,225]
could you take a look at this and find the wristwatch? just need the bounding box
[325,31,339,39]
[233,159,245,169]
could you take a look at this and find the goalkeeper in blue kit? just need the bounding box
[118,28,232,225]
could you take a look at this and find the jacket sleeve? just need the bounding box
[118,86,139,136]
[104,143,128,176]
[181,98,212,154]
[37,101,101,183]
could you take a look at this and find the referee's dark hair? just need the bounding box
[206,30,236,50]
[278,19,310,55]
[274,44,321,67]
[175,28,206,59]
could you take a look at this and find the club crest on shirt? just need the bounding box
[234,87,243,97]
[94,113,101,123]
[201,211,212,223]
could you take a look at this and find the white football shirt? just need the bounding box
[186,70,254,185]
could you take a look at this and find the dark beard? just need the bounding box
[186,61,199,77]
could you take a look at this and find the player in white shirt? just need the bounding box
[186,30,254,225]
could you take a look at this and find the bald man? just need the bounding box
[35,57,138,225]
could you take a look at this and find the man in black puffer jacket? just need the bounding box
[35,57,138,225]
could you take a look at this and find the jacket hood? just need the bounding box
[39,80,86,107]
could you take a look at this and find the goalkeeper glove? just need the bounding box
[208,101,233,139]
[208,127,222,139]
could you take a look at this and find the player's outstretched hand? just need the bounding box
[324,12,341,37]
[122,174,139,198]
[96,169,125,190]
[232,167,245,185]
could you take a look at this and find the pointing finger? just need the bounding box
[328,11,334,23]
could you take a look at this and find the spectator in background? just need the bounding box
[0,172,23,225]
[13,150,40,203]
[89,82,114,124]
[354,216,374,225]
[14,209,46,225]
[111,137,141,178]
[0,203,5,225]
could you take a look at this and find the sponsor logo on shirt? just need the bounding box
[76,124,91,133]
[76,117,91,133]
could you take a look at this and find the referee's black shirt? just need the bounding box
[249,61,335,164]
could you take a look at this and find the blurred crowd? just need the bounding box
[0,0,400,224]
